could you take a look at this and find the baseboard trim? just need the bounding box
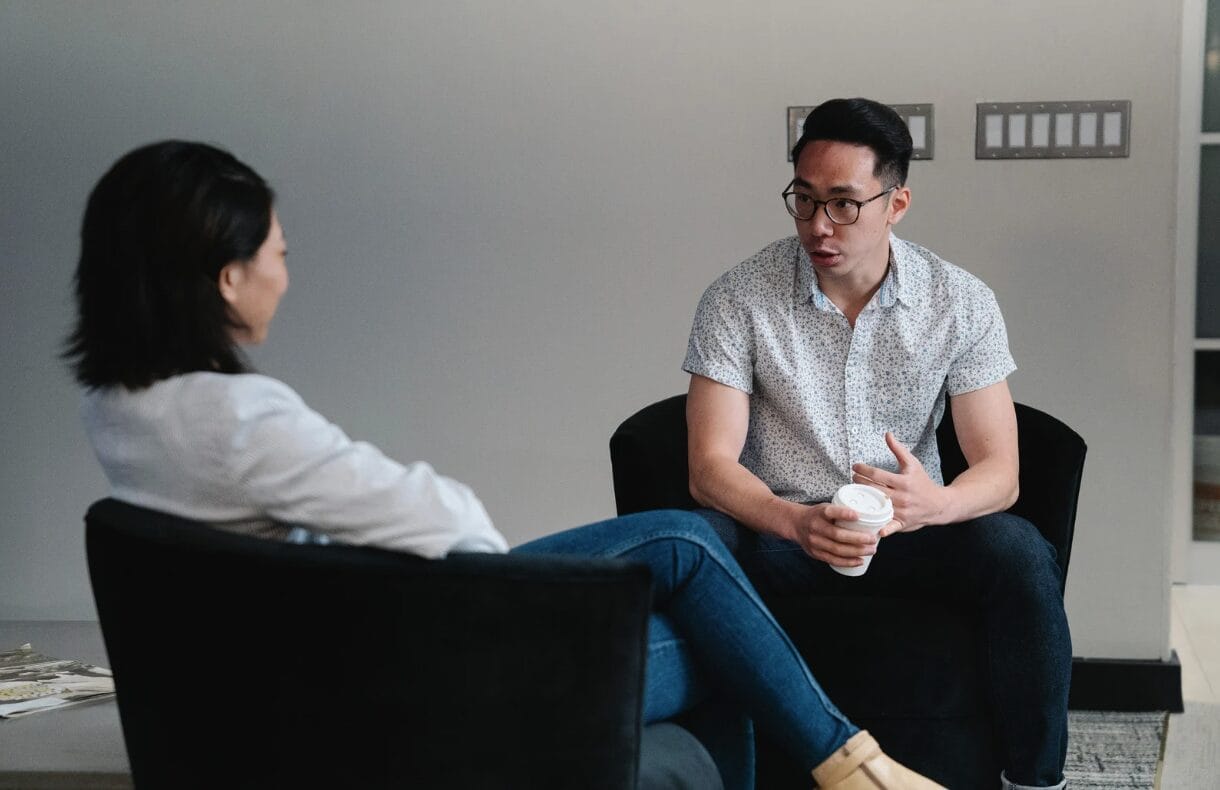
[1069,651,1184,712]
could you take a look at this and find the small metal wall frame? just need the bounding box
[787,103,934,161]
[889,104,934,161]
[786,106,815,161]
[975,100,1131,159]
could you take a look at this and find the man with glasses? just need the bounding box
[682,98,1070,790]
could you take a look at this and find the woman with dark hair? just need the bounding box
[66,141,273,389]
[67,140,941,790]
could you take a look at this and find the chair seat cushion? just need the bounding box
[638,723,724,790]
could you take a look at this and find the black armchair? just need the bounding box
[85,498,723,790]
[609,395,1086,789]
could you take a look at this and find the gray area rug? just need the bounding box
[1064,711,1167,789]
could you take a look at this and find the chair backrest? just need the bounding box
[936,399,1086,585]
[609,395,1086,586]
[86,498,652,790]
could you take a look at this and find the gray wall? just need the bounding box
[0,1,1182,659]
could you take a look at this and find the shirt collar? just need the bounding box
[794,232,926,311]
[887,233,927,307]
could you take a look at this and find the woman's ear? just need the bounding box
[217,261,244,306]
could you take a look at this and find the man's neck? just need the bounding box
[818,247,892,327]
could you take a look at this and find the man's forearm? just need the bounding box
[939,457,1018,525]
[689,456,804,542]
[931,381,1020,527]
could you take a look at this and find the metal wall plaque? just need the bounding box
[890,104,934,161]
[975,100,1131,159]
[787,103,934,161]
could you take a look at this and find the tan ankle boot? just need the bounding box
[812,731,946,789]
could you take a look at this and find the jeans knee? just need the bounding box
[970,514,1062,597]
[692,507,752,554]
[616,509,724,556]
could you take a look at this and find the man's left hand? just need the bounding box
[851,432,950,536]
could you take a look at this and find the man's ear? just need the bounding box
[887,186,911,226]
[217,261,244,305]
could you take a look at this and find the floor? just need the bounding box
[1159,584,1220,788]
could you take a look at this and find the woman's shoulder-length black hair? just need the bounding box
[64,140,274,390]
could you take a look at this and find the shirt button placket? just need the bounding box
[843,325,864,473]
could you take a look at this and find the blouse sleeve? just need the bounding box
[222,377,508,558]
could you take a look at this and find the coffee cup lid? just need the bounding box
[832,483,893,521]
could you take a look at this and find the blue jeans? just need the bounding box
[514,509,857,789]
[697,507,1072,789]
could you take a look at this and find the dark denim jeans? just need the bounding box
[515,509,857,790]
[696,507,1072,789]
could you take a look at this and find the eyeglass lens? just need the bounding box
[784,193,860,224]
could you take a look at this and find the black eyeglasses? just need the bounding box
[781,181,895,225]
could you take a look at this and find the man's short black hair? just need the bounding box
[64,141,274,390]
[790,98,913,188]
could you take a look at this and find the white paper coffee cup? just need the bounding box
[830,483,893,577]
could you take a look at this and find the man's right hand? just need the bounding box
[787,502,879,569]
[689,374,881,570]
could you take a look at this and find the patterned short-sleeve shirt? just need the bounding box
[683,233,1016,503]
